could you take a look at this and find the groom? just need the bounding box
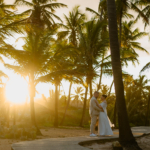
[89,91,103,137]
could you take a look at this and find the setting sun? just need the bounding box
[5,76,29,104]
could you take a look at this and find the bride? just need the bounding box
[95,94,113,136]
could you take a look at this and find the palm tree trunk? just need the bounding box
[113,101,117,128]
[6,103,10,128]
[106,0,141,149]
[89,80,93,98]
[54,83,59,127]
[100,9,104,21]
[119,12,123,49]
[80,85,88,127]
[60,82,72,125]
[145,94,150,126]
[13,105,16,125]
[30,77,42,135]
[108,80,114,97]
[97,55,104,91]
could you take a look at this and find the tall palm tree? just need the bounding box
[115,0,134,48]
[106,0,141,149]
[77,19,109,126]
[3,26,57,135]
[58,5,86,46]
[78,19,109,98]
[86,1,111,91]
[14,0,67,28]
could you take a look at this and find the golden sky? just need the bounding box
[3,0,150,101]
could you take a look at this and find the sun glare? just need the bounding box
[5,76,29,104]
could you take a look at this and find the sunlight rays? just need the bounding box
[5,76,29,104]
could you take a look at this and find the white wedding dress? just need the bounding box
[98,100,114,136]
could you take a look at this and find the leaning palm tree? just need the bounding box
[106,0,141,149]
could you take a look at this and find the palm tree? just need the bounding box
[3,26,57,135]
[141,63,150,125]
[106,0,141,149]
[115,0,134,48]
[37,38,83,127]
[60,79,83,125]
[80,81,88,127]
[120,20,148,65]
[145,89,150,126]
[59,82,72,125]
[86,1,111,91]
[97,55,112,91]
[131,0,149,29]
[77,19,109,126]
[0,0,25,51]
[58,5,86,46]
[124,75,150,122]
[78,19,109,98]
[86,0,107,21]
[72,86,84,107]
[14,0,67,28]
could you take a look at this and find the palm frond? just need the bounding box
[141,62,150,72]
[86,7,100,16]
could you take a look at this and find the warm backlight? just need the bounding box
[5,76,29,104]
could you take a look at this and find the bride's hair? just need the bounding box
[102,95,107,99]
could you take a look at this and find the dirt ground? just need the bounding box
[1,127,150,150]
[0,127,90,150]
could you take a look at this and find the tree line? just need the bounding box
[0,0,150,149]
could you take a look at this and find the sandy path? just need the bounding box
[0,127,90,150]
[86,134,150,150]
[2,127,150,150]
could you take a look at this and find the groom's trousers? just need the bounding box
[90,115,98,134]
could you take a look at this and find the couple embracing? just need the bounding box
[89,91,113,137]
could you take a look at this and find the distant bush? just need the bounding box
[0,125,37,140]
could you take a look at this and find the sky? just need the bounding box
[3,0,150,100]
